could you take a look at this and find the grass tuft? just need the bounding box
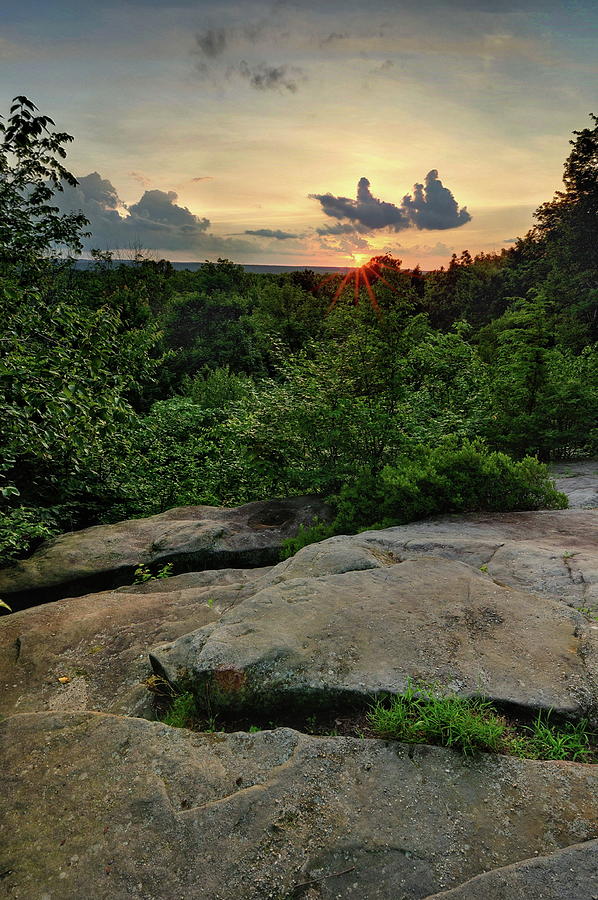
[368,682,506,756]
[162,691,197,729]
[368,681,597,761]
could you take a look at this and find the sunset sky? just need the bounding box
[2,0,597,268]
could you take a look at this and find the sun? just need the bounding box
[318,255,403,312]
[352,252,370,266]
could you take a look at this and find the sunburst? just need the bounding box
[318,256,404,313]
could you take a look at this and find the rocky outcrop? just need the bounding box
[553,460,598,509]
[1,712,597,900]
[0,496,331,610]
[0,567,270,718]
[1,476,597,898]
[270,509,598,610]
[151,555,598,718]
[424,841,598,899]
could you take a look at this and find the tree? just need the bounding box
[0,99,162,564]
[525,114,598,341]
[0,96,88,262]
[534,113,598,265]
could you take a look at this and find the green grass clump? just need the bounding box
[367,682,597,761]
[522,713,595,763]
[368,682,506,756]
[162,691,197,729]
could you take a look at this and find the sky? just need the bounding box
[1,0,597,268]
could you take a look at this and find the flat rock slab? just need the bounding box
[1,712,597,900]
[152,557,598,717]
[0,496,330,610]
[272,509,598,611]
[552,460,598,509]
[0,568,269,718]
[424,840,598,900]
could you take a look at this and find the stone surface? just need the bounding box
[0,568,269,717]
[424,840,598,899]
[1,712,597,900]
[553,460,598,509]
[0,496,331,610]
[152,556,598,718]
[269,509,598,611]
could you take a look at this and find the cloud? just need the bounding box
[311,177,411,230]
[317,231,371,255]
[127,189,210,232]
[244,228,299,240]
[54,172,254,255]
[401,169,472,230]
[191,176,214,182]
[316,222,372,236]
[310,171,471,232]
[237,60,303,92]
[194,28,227,58]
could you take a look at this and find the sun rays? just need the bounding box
[318,256,404,312]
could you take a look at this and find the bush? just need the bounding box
[0,505,59,566]
[333,440,567,534]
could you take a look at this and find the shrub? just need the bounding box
[0,505,59,567]
[162,692,197,729]
[333,440,566,534]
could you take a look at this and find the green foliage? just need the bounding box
[479,297,598,458]
[0,273,161,563]
[0,96,89,262]
[181,366,255,408]
[368,683,506,756]
[332,441,566,535]
[522,712,596,763]
[133,563,174,584]
[368,684,597,761]
[162,691,197,729]
[0,505,59,566]
[280,521,336,560]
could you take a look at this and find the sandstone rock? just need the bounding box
[0,568,269,717]
[269,509,598,611]
[0,496,330,610]
[1,712,596,900]
[553,460,598,509]
[423,840,598,899]
[151,556,598,718]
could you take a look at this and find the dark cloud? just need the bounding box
[244,228,299,240]
[128,189,210,232]
[191,176,214,182]
[310,172,471,232]
[317,222,373,236]
[194,28,227,57]
[54,173,254,255]
[401,169,471,230]
[310,177,410,230]
[238,60,303,92]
